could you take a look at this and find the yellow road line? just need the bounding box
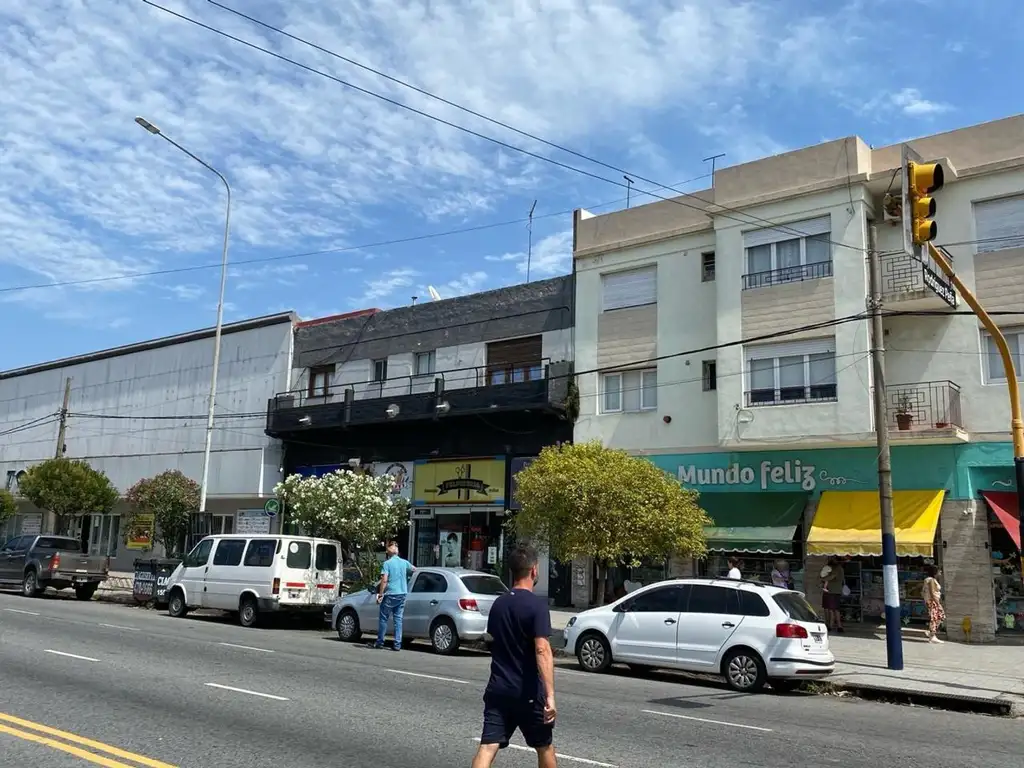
[0,712,178,767]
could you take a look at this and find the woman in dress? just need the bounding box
[922,564,945,644]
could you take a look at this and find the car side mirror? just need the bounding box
[613,602,629,613]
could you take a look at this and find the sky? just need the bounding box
[1,0,1021,370]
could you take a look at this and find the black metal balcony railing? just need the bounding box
[267,359,568,433]
[885,380,963,433]
[741,260,833,290]
[744,383,838,407]
[880,248,957,308]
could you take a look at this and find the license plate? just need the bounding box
[811,633,824,644]
[74,577,87,584]
[288,590,301,599]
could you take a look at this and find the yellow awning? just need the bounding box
[806,490,944,558]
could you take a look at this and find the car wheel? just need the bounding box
[239,596,259,628]
[576,632,611,673]
[74,584,98,601]
[723,648,767,693]
[430,617,460,655]
[769,679,802,694]
[336,609,361,642]
[22,570,42,598]
[167,589,188,618]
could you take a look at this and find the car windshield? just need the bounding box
[773,591,820,622]
[34,537,82,551]
[460,575,508,596]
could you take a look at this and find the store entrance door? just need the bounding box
[548,559,572,607]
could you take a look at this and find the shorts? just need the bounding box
[480,695,553,749]
[822,591,841,611]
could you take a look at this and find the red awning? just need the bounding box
[981,491,1021,549]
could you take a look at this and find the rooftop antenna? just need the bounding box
[428,285,441,301]
[411,296,418,305]
[623,176,634,208]
[526,199,537,283]
[703,153,726,192]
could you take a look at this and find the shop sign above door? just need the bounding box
[413,457,506,507]
[678,459,823,492]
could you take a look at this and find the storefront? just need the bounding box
[977,491,1023,634]
[410,457,506,572]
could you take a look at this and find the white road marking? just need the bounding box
[218,642,274,654]
[641,709,773,732]
[99,623,141,632]
[557,669,590,677]
[472,738,617,767]
[204,683,289,701]
[3,608,40,616]
[386,668,472,685]
[43,649,99,663]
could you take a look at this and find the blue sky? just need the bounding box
[1,0,1020,369]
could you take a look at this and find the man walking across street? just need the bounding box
[471,545,557,768]
[373,540,414,652]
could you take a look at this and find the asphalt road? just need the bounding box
[0,592,1019,768]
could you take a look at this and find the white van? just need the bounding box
[164,534,342,627]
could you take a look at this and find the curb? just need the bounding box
[818,680,1022,718]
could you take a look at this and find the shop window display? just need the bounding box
[700,554,805,594]
[990,522,1023,633]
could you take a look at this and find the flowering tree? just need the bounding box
[274,469,408,581]
[513,441,708,605]
[125,470,201,557]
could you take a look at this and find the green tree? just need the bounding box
[125,470,201,558]
[17,458,119,535]
[275,470,408,585]
[0,488,17,530]
[512,441,708,605]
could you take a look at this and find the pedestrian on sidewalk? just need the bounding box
[372,541,414,652]
[821,557,845,633]
[922,564,945,644]
[771,559,791,589]
[726,557,742,579]
[471,545,557,768]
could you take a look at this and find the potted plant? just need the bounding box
[895,394,914,431]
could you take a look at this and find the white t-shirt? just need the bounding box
[727,567,742,579]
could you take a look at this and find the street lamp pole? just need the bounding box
[135,117,231,517]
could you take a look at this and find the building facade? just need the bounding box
[0,313,295,571]
[573,114,1024,640]
[265,277,576,603]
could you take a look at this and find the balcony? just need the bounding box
[880,248,957,310]
[266,359,572,435]
[884,380,966,439]
[741,260,833,290]
[744,383,837,408]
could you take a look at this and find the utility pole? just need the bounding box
[867,224,903,670]
[623,175,634,208]
[54,377,71,459]
[526,199,537,283]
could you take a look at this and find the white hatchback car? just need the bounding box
[562,578,834,693]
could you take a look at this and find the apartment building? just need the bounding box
[265,277,575,603]
[0,313,295,571]
[573,114,1024,640]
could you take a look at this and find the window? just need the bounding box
[601,266,657,311]
[601,368,657,413]
[315,543,338,571]
[487,336,543,384]
[244,539,278,567]
[746,339,837,406]
[460,575,508,596]
[411,572,448,593]
[702,360,717,392]
[974,194,1024,254]
[415,351,436,376]
[773,592,820,622]
[626,585,687,613]
[3,536,29,551]
[185,538,214,568]
[701,251,716,282]
[742,216,833,289]
[683,584,731,614]
[34,536,80,551]
[373,359,388,382]
[982,328,1024,383]
[286,541,312,569]
[732,590,771,617]
[212,540,246,567]
[307,365,334,398]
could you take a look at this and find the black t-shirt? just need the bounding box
[484,588,551,703]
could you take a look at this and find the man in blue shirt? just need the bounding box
[471,545,556,768]
[373,540,414,652]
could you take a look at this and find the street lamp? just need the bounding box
[135,116,232,519]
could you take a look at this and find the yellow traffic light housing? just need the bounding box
[908,161,944,244]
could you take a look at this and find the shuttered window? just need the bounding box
[487,336,543,384]
[742,216,833,289]
[745,338,836,406]
[975,195,1024,254]
[601,266,657,311]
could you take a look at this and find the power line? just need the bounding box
[0,413,60,438]
[142,1,871,253]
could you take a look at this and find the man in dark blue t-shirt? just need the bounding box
[471,545,556,768]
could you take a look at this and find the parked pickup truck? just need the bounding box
[0,535,109,600]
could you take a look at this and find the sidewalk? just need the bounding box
[549,609,1024,715]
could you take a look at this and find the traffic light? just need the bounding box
[907,160,944,244]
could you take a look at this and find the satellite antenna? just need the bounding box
[427,286,442,301]
[526,199,537,282]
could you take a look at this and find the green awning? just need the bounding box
[698,492,808,555]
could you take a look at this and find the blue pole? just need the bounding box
[881,532,904,670]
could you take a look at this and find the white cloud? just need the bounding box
[427,271,490,299]
[485,230,573,278]
[860,88,953,118]
[352,268,421,305]
[168,284,205,301]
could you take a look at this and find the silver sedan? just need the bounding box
[331,567,507,654]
